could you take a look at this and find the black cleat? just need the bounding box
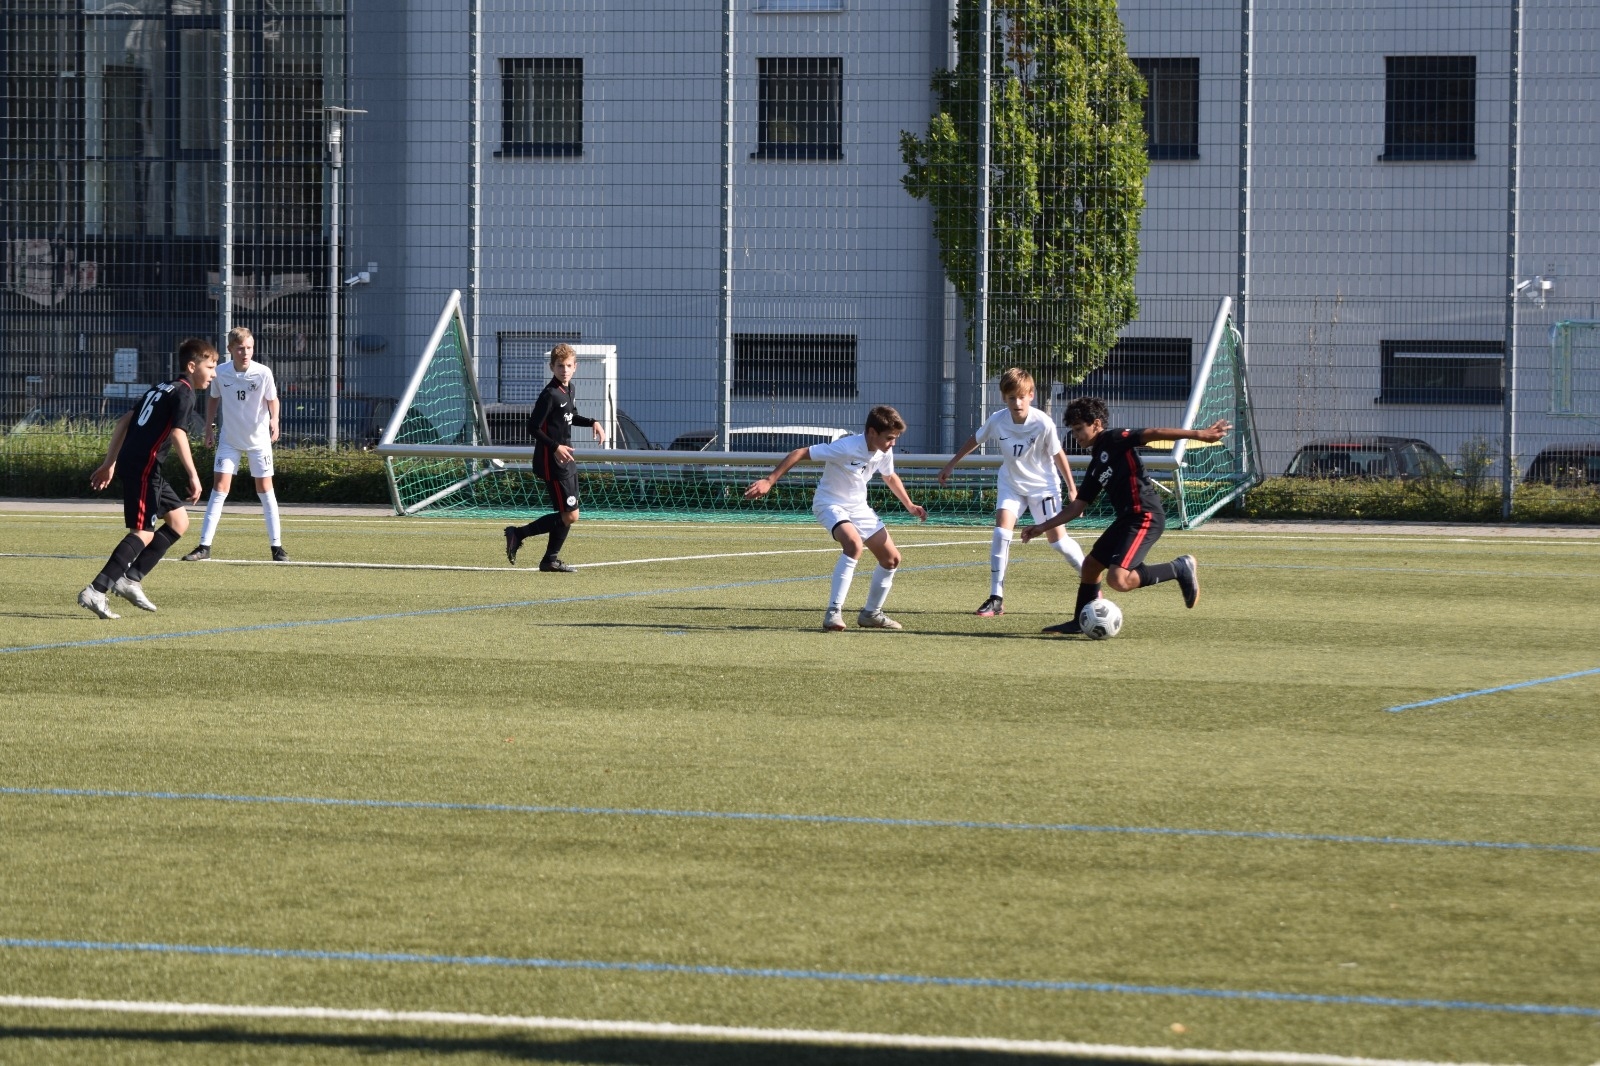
[1174,554,1199,608]
[1041,619,1082,636]
[539,556,576,573]
[181,544,211,562]
[504,526,522,565]
[271,545,290,562]
[975,595,1004,617]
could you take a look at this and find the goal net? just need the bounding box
[378,293,1260,528]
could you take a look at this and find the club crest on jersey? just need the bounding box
[565,495,577,506]
[1099,451,1109,462]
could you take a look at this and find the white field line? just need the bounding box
[0,996,1525,1066]
[0,541,990,574]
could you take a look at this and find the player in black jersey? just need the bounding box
[1021,396,1231,635]
[503,343,606,572]
[78,338,219,618]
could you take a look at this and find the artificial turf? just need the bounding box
[1,508,1597,1064]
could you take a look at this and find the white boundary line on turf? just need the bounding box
[0,996,1525,1066]
[0,541,990,574]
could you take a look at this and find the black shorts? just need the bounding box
[1089,510,1164,571]
[122,463,184,532]
[536,450,580,514]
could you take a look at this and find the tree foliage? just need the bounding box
[901,0,1148,395]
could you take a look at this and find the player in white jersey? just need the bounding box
[183,327,289,562]
[744,405,927,632]
[938,367,1083,617]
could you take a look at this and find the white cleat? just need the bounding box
[856,609,903,630]
[110,576,158,612]
[822,610,847,632]
[77,585,120,619]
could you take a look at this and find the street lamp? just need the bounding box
[319,105,366,447]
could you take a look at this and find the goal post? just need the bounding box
[377,293,1260,527]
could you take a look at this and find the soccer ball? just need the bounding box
[1078,598,1123,640]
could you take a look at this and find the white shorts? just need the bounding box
[996,484,1062,526]
[814,501,884,542]
[214,441,275,479]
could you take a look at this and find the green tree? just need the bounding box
[901,0,1148,401]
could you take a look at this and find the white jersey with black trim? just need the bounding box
[974,406,1062,497]
[211,361,278,451]
[809,433,894,511]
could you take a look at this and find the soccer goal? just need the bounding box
[1551,319,1600,421]
[377,292,1260,527]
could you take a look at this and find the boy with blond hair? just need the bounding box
[184,326,288,561]
[504,343,606,571]
[938,367,1083,617]
[745,405,927,631]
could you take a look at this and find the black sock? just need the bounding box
[1074,582,1102,617]
[517,513,560,540]
[1135,561,1178,587]
[127,525,182,582]
[93,534,147,592]
[545,519,572,559]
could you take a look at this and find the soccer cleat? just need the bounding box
[856,609,902,630]
[822,610,847,632]
[539,556,577,573]
[975,594,1004,617]
[271,545,290,562]
[1041,619,1082,636]
[77,585,120,620]
[1173,554,1200,608]
[181,544,211,562]
[504,526,522,565]
[110,576,158,612]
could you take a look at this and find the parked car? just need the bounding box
[667,425,851,453]
[1283,436,1453,479]
[1524,443,1600,486]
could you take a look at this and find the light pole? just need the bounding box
[322,105,366,447]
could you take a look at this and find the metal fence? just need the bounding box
[4,0,1598,505]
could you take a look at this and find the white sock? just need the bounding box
[1050,533,1085,573]
[990,527,1013,597]
[261,491,282,547]
[864,564,896,613]
[828,554,859,613]
[198,490,227,546]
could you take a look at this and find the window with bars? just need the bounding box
[1382,56,1475,162]
[734,334,857,398]
[1064,338,1193,402]
[755,57,842,160]
[1378,341,1502,405]
[1133,58,1198,160]
[500,58,583,157]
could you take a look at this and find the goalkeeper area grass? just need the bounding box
[1,505,1598,1066]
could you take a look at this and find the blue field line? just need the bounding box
[6,786,1595,855]
[0,562,979,656]
[1386,666,1600,713]
[2,936,1595,1020]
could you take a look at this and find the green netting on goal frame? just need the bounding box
[377,292,1261,528]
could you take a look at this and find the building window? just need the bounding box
[1382,56,1475,162]
[1065,338,1192,402]
[499,332,580,404]
[1133,58,1198,161]
[1379,341,1502,405]
[734,334,856,397]
[755,58,842,160]
[500,58,583,157]
[754,0,844,9]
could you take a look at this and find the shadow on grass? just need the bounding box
[557,619,1042,641]
[0,1025,1135,1064]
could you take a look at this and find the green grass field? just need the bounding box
[2,506,1598,1065]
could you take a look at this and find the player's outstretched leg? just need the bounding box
[857,528,902,630]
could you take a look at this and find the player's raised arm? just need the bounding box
[882,472,927,522]
[744,445,810,499]
[1139,418,1232,446]
[937,434,981,486]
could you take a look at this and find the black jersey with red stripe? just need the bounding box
[118,379,196,469]
[527,377,596,459]
[1078,428,1165,518]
